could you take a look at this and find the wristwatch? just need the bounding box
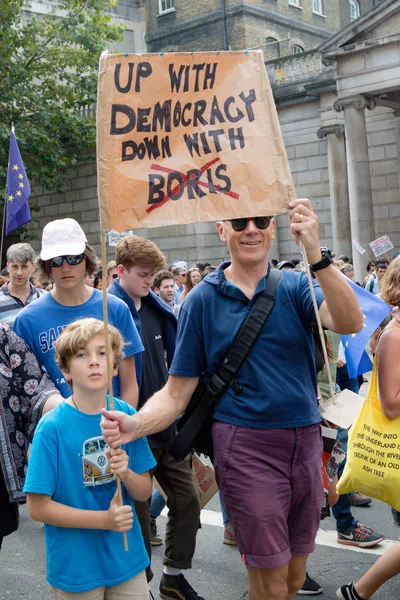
[310,249,332,273]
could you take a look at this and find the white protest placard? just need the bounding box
[108,230,134,246]
[353,238,366,255]
[319,389,366,430]
[369,235,394,258]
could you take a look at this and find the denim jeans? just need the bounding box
[219,490,229,526]
[336,365,363,395]
[150,489,166,518]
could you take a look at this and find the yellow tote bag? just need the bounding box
[337,358,400,511]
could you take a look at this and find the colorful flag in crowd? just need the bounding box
[5,129,31,236]
[341,277,391,378]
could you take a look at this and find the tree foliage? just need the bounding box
[0,0,124,201]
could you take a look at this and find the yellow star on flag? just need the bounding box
[8,194,14,201]
[363,322,367,327]
[18,174,24,180]
[363,314,367,319]
[16,190,22,197]
[351,333,357,338]
[345,341,349,348]
[19,182,24,189]
[12,164,19,171]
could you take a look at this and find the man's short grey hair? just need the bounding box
[6,243,36,265]
[175,266,187,275]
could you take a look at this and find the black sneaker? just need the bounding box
[297,573,323,595]
[336,583,362,599]
[159,574,205,600]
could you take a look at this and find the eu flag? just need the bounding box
[5,130,31,236]
[341,275,391,378]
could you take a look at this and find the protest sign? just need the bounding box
[353,238,366,255]
[319,389,366,430]
[108,229,134,246]
[97,51,295,231]
[369,235,394,258]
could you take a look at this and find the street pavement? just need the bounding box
[1,494,400,600]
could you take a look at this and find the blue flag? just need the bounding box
[341,276,391,378]
[5,130,31,236]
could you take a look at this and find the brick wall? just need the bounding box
[146,0,334,53]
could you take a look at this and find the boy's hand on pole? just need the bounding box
[106,490,133,532]
[106,448,130,482]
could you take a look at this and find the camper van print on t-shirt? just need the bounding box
[81,436,114,488]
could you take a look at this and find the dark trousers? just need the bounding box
[135,448,200,582]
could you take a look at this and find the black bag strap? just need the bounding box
[169,269,282,459]
[207,268,282,396]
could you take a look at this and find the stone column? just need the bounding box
[317,124,351,258]
[334,95,376,283]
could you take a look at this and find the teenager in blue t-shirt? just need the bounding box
[24,318,156,597]
[14,218,143,406]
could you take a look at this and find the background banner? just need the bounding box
[97,51,295,231]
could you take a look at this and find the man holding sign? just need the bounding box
[101,199,363,600]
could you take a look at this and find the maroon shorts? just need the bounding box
[212,421,324,569]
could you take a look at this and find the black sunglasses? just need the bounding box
[229,216,272,232]
[49,253,85,268]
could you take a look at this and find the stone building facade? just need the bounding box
[145,0,377,58]
[25,0,400,281]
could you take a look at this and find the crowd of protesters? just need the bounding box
[0,208,400,600]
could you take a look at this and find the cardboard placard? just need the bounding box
[369,235,394,258]
[154,454,218,510]
[97,51,295,231]
[319,389,366,430]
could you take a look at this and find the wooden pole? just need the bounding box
[101,229,128,552]
[301,243,335,398]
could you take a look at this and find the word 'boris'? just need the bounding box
[148,162,232,205]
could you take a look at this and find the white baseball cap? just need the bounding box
[40,218,87,261]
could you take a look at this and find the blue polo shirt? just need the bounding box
[169,262,324,429]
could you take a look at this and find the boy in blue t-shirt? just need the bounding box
[24,318,156,598]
